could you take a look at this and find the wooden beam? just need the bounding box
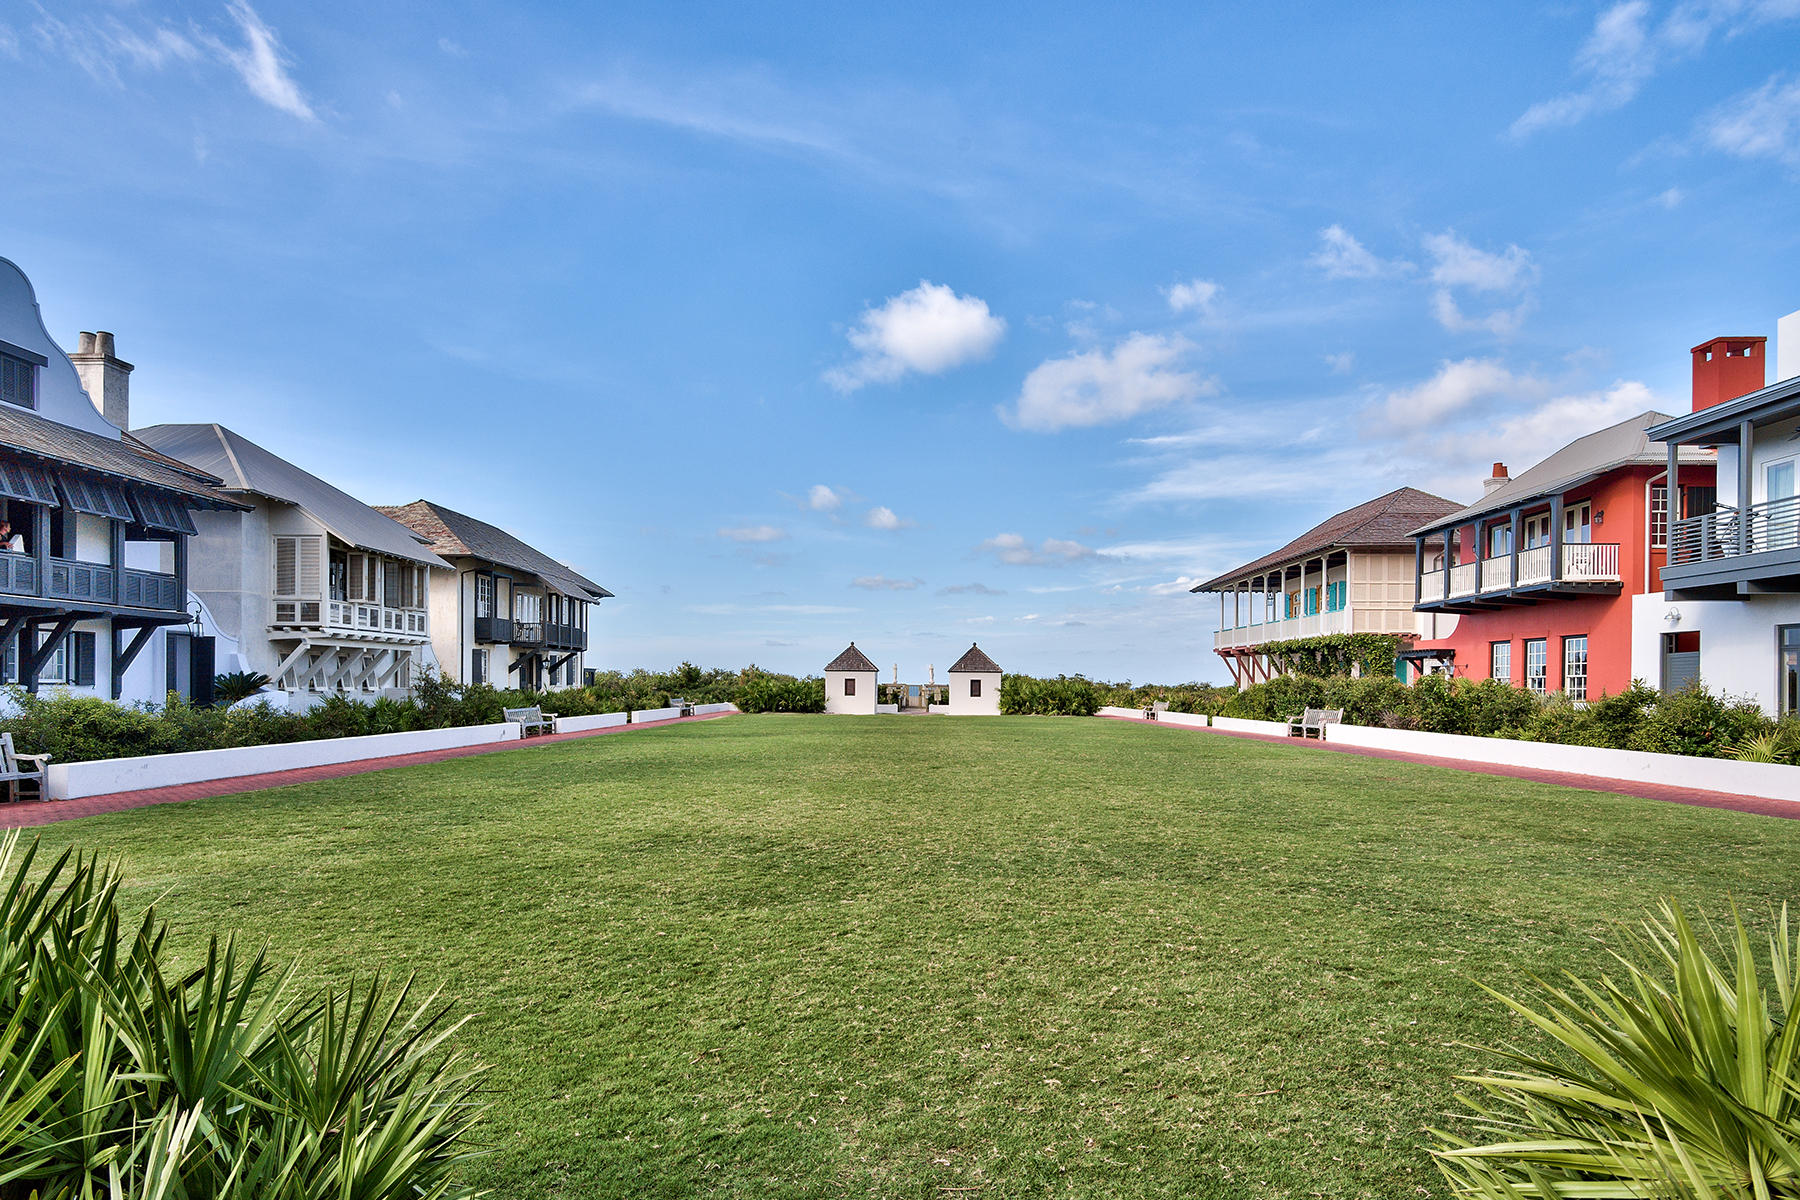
[1739,418,1755,555]
[112,623,157,700]
[272,640,314,689]
[21,614,78,693]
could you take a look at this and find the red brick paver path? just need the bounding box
[2,713,735,829]
[1102,715,1799,821]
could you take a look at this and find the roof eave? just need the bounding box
[1650,377,1800,443]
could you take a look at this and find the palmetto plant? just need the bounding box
[208,671,273,709]
[1430,901,1800,1197]
[0,832,486,1199]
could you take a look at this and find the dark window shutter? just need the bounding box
[1685,486,1718,519]
[191,638,215,706]
[72,631,96,687]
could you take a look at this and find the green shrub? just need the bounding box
[736,674,825,713]
[211,669,272,708]
[999,675,1101,716]
[0,833,484,1198]
[0,689,184,762]
[1631,681,1773,758]
[1430,901,1800,1196]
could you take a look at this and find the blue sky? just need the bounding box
[3,2,1798,683]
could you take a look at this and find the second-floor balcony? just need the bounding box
[1662,495,1800,597]
[1417,542,1621,611]
[0,552,181,614]
[272,597,428,640]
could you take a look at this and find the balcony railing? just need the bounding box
[511,620,544,646]
[1418,543,1620,605]
[1213,607,1351,650]
[473,615,513,644]
[1669,495,1800,565]
[0,553,180,612]
[272,598,428,637]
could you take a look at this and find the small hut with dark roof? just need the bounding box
[824,642,879,714]
[945,643,1002,715]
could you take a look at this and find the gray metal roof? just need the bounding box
[1649,374,1800,444]
[376,499,611,600]
[0,406,241,508]
[1411,411,1713,535]
[135,424,450,568]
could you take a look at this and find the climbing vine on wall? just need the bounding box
[1253,633,1405,679]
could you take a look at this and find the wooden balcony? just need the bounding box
[1663,495,1800,597]
[0,552,181,614]
[271,597,429,642]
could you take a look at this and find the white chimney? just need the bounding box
[1482,461,1510,495]
[70,330,133,430]
[1780,309,1800,383]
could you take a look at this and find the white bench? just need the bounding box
[0,733,50,802]
[503,706,557,737]
[1286,707,1343,739]
[1142,700,1170,721]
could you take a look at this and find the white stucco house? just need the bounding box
[0,259,241,706]
[824,643,878,714]
[944,643,1002,715]
[132,424,452,709]
[376,499,610,691]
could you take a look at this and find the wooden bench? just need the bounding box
[503,706,557,737]
[1142,700,1170,721]
[1285,707,1343,739]
[0,733,50,802]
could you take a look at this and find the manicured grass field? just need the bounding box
[24,715,1800,1197]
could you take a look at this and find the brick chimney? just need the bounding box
[1691,335,1766,412]
[69,331,133,430]
[1482,462,1510,495]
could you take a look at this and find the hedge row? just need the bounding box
[0,663,824,764]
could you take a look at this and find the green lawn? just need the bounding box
[24,715,1800,1198]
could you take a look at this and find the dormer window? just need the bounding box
[0,349,39,410]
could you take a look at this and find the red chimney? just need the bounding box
[1691,336,1766,411]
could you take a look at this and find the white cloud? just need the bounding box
[864,505,913,530]
[1424,231,1537,336]
[1163,278,1220,314]
[1324,351,1356,374]
[205,1,315,120]
[1423,381,1660,475]
[1310,225,1407,279]
[438,37,469,57]
[1512,0,1800,139]
[1704,73,1800,166]
[1007,333,1213,432]
[718,524,788,543]
[1657,186,1686,208]
[939,582,1005,595]
[824,280,1006,391]
[850,575,923,591]
[806,484,844,512]
[977,533,1098,567]
[1376,358,1537,428]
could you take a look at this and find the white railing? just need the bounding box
[1516,545,1553,585]
[1213,607,1351,650]
[1419,568,1446,599]
[1561,542,1620,581]
[1449,562,1478,597]
[1480,556,1512,591]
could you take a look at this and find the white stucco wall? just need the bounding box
[1631,591,1800,713]
[944,670,1001,714]
[824,669,878,714]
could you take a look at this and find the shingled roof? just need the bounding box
[0,406,241,508]
[948,643,1001,673]
[1192,487,1464,592]
[825,643,878,673]
[376,499,611,601]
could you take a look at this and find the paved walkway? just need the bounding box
[1102,714,1797,820]
[0,712,735,829]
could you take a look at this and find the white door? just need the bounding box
[1561,501,1592,544]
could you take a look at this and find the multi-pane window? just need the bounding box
[475,574,493,618]
[1487,523,1512,557]
[1490,641,1511,682]
[1563,636,1589,702]
[1524,638,1548,694]
[0,353,35,409]
[1650,484,1669,549]
[471,648,487,686]
[1781,626,1800,716]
